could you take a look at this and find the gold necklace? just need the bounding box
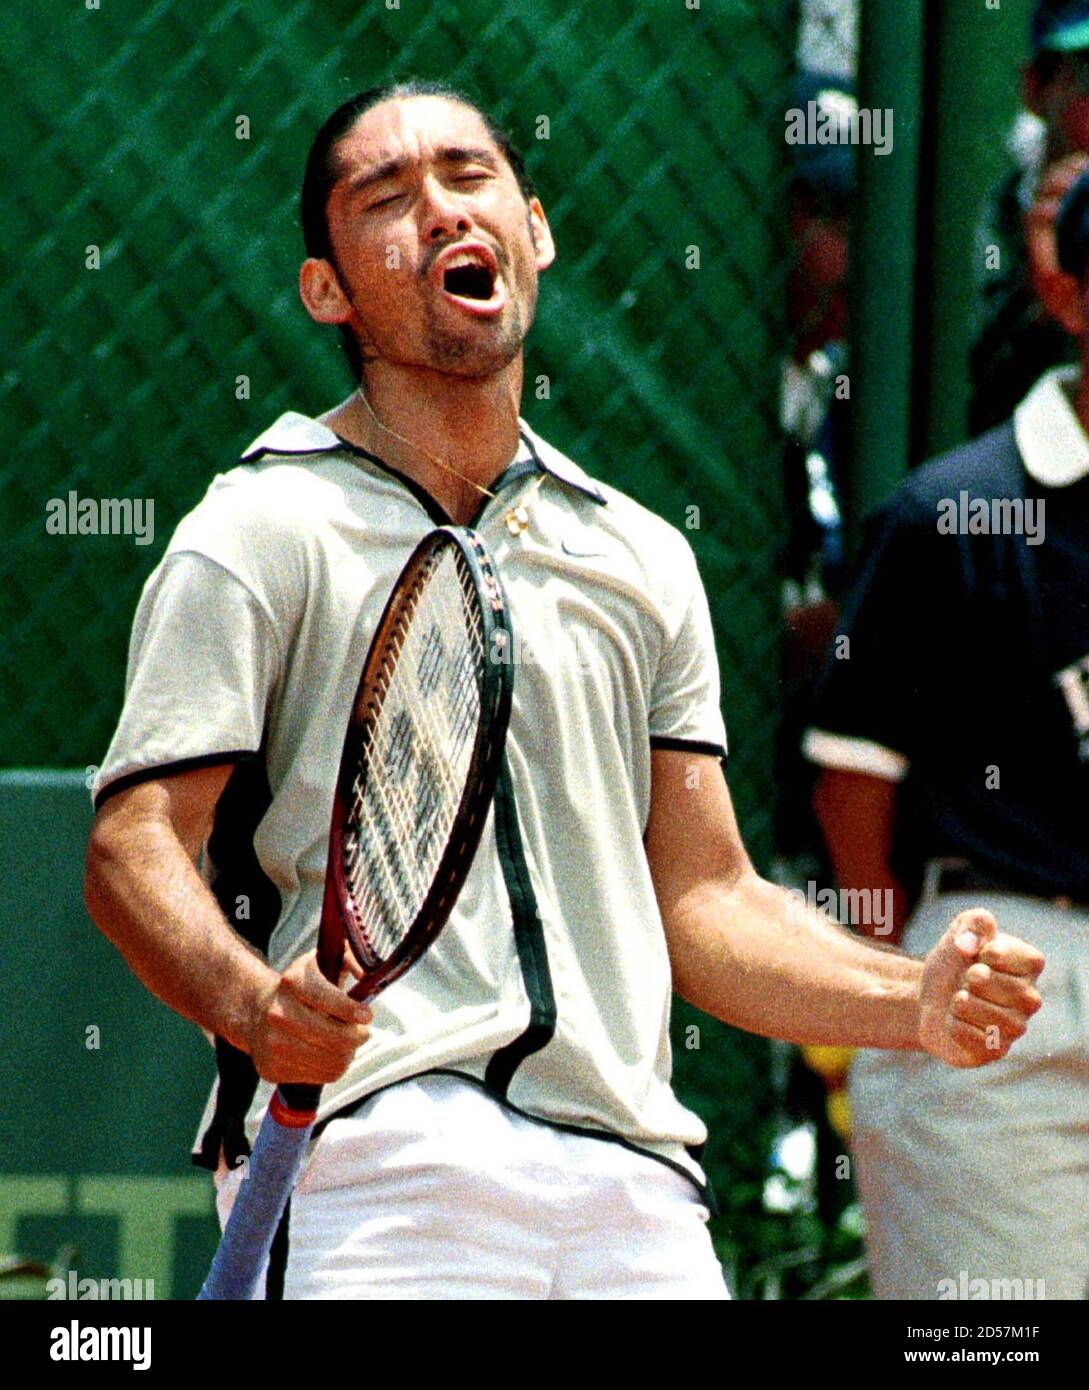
[355,384,496,502]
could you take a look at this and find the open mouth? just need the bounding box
[443,262,495,300]
[433,243,506,316]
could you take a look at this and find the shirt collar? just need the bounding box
[240,411,607,505]
[239,412,342,460]
[1013,365,1089,488]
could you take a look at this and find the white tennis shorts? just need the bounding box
[215,1072,730,1300]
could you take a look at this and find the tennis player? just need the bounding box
[84,81,1045,1300]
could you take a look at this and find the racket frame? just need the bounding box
[322,525,513,999]
[280,528,512,1119]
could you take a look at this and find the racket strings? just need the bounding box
[344,550,486,960]
[360,582,472,837]
[352,616,477,950]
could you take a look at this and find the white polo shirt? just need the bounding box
[94,413,729,1195]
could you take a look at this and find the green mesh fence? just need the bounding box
[1,0,854,1294]
[3,0,793,849]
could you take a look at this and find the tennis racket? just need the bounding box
[198,525,513,1300]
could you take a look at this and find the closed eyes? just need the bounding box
[365,170,493,212]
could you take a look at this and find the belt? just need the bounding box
[923,857,1089,911]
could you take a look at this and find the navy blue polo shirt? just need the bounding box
[803,367,1089,901]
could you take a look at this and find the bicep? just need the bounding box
[89,763,236,865]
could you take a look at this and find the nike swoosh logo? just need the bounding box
[560,539,605,559]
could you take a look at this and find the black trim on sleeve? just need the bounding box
[93,749,259,812]
[649,736,728,763]
[483,759,557,1098]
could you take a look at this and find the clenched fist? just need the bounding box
[918,909,1044,1068]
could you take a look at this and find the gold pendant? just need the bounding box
[505,504,530,537]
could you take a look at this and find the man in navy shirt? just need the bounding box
[804,163,1089,1300]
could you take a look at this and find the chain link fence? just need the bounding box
[3,0,869,1295]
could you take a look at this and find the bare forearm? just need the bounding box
[85,818,279,1052]
[668,869,923,1049]
[813,768,911,941]
[648,751,1043,1070]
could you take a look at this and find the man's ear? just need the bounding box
[527,197,556,273]
[1026,153,1089,337]
[299,257,354,325]
[1040,268,1089,337]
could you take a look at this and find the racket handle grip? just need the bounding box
[197,1087,319,1301]
[277,1083,322,1115]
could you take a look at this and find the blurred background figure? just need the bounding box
[971,0,1089,434]
[781,0,859,619]
[803,158,1089,1301]
[781,71,854,617]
